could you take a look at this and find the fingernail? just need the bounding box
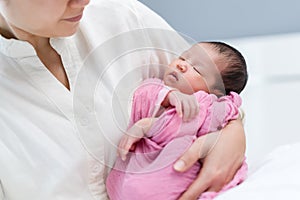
[174,160,185,171]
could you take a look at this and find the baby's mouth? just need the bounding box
[169,71,178,81]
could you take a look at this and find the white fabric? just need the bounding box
[0,181,4,200]
[0,0,184,199]
[216,142,300,199]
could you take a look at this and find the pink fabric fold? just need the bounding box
[106,78,247,200]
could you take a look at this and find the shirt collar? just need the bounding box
[0,34,36,58]
[0,34,67,58]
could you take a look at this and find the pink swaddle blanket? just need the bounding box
[106,78,247,200]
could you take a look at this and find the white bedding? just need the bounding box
[216,142,300,199]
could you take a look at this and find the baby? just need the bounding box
[106,42,248,200]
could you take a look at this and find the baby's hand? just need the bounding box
[118,123,145,161]
[167,90,199,122]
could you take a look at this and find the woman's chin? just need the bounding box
[54,24,80,37]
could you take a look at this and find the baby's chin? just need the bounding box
[163,78,176,89]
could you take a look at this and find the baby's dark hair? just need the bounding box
[203,41,248,95]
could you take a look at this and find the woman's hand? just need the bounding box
[174,119,246,200]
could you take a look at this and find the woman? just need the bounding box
[0,0,245,199]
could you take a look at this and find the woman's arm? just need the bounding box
[174,118,245,200]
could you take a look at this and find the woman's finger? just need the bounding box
[173,136,205,172]
[178,171,210,200]
[174,131,221,172]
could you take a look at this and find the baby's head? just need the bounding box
[163,41,248,96]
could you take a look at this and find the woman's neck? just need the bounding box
[0,14,15,39]
[0,14,51,52]
[0,14,70,90]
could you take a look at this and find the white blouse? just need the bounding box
[0,0,189,199]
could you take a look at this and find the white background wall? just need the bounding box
[224,33,300,166]
[139,0,300,40]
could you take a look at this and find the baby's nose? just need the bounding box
[176,61,188,72]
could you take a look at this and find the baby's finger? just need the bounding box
[186,97,199,121]
[175,101,183,118]
[120,149,128,161]
[189,99,197,120]
[118,137,130,161]
[117,145,126,161]
[190,100,199,119]
[130,143,137,151]
[118,146,127,161]
[182,100,191,122]
[195,101,200,114]
[118,135,127,149]
[122,142,134,161]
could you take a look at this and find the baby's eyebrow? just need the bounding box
[178,56,185,60]
[180,50,190,59]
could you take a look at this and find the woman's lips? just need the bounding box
[64,14,83,22]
